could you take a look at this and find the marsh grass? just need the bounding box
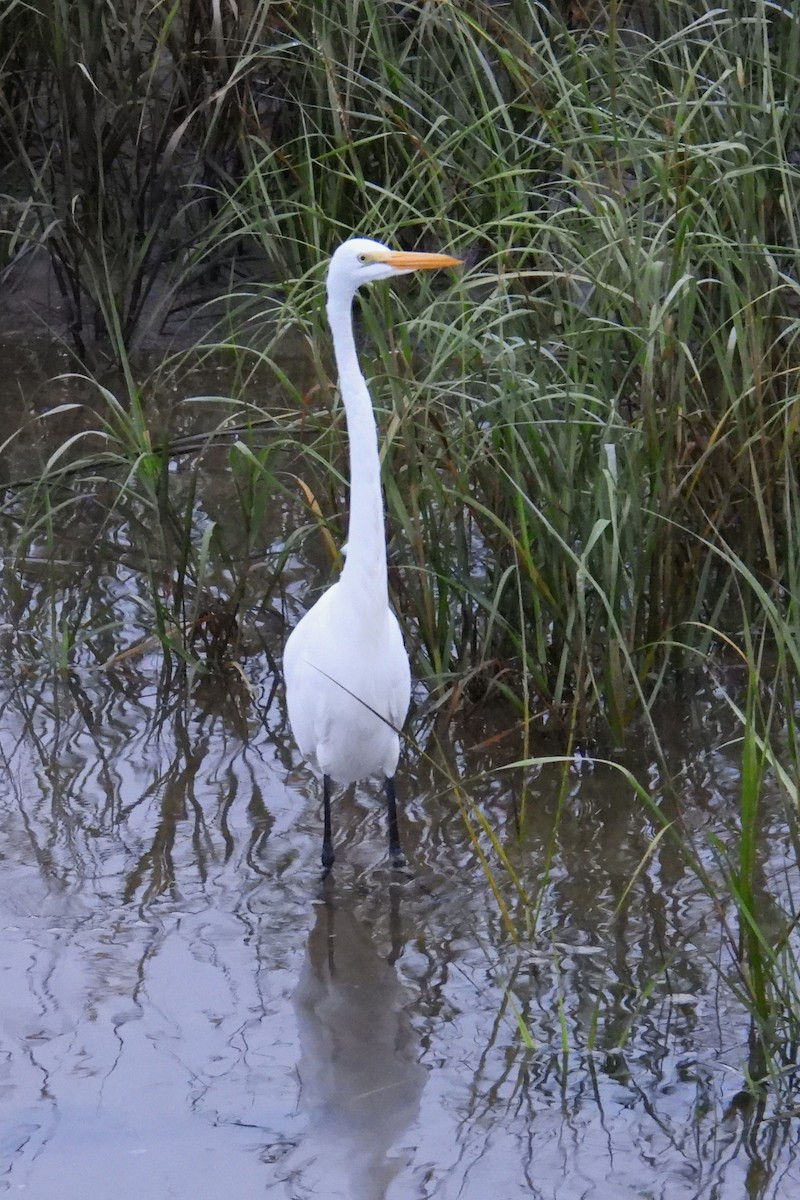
[0,369,298,678]
[3,0,800,1075]
[204,0,799,740]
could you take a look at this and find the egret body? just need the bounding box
[283,238,460,870]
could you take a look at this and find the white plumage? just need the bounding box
[284,581,410,785]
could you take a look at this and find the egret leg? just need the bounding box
[385,775,405,868]
[321,774,335,871]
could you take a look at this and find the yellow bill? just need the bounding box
[379,250,462,270]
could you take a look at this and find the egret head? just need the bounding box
[327,237,461,300]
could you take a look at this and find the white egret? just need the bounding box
[284,237,461,871]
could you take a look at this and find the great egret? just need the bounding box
[284,237,461,871]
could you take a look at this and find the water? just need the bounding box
[1,339,799,1199]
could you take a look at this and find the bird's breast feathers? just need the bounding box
[283,586,411,783]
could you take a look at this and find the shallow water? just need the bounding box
[1,342,799,1199]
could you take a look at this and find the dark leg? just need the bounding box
[321,774,335,872]
[385,775,405,868]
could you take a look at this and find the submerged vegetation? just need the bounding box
[2,0,800,1085]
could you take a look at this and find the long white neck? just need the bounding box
[326,284,388,603]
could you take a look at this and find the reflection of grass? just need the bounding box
[2,0,800,1086]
